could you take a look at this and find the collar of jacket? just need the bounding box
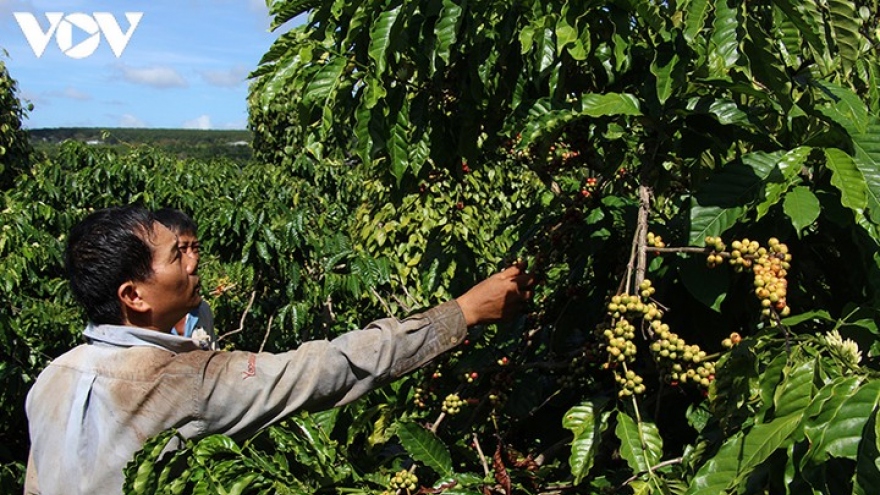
[83,322,204,353]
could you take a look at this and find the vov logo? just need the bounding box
[13,12,144,59]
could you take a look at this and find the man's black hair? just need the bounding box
[154,208,198,236]
[65,205,156,325]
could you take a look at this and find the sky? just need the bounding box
[0,0,295,129]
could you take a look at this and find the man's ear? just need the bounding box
[118,281,150,314]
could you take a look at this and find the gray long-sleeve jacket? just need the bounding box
[24,301,466,494]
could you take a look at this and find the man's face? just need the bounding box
[177,232,201,264]
[138,222,201,329]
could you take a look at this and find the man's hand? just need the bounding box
[455,262,536,327]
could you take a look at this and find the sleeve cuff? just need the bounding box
[422,300,468,347]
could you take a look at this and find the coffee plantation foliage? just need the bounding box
[3,0,880,492]
[0,64,416,490]
[0,60,540,493]
[239,0,880,493]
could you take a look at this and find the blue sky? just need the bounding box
[1,0,294,129]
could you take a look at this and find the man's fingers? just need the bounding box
[500,263,523,277]
[515,272,536,286]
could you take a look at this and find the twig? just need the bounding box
[391,294,413,314]
[536,485,576,494]
[622,235,638,296]
[370,287,395,318]
[650,246,712,254]
[534,436,573,467]
[472,433,490,477]
[209,282,237,297]
[628,378,654,480]
[770,310,792,353]
[218,290,257,341]
[621,186,651,295]
[400,284,417,311]
[648,245,791,258]
[429,411,447,434]
[654,379,664,422]
[619,457,684,487]
[258,315,274,353]
[635,186,652,289]
[521,360,573,371]
[524,389,561,421]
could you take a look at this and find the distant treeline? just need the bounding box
[28,128,253,163]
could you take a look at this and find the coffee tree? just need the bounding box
[237,0,880,493]
[0,58,33,188]
[0,58,50,488]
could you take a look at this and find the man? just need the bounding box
[24,205,534,494]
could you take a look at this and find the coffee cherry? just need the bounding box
[442,393,465,414]
[706,237,793,321]
[705,236,726,252]
[649,323,715,390]
[389,470,419,492]
[647,232,665,248]
[559,354,590,389]
[614,367,647,398]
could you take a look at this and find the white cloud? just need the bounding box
[200,64,249,88]
[64,87,90,100]
[119,113,146,127]
[182,114,211,130]
[117,64,187,88]
[46,87,91,101]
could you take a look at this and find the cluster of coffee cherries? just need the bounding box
[488,390,508,407]
[413,387,435,409]
[753,239,791,318]
[441,393,465,415]
[605,282,663,321]
[705,236,792,320]
[647,232,666,249]
[704,236,727,268]
[600,277,717,394]
[615,368,646,397]
[649,323,715,388]
[385,470,418,494]
[721,332,742,349]
[462,371,479,383]
[580,177,598,198]
[601,318,639,364]
[558,353,591,389]
[727,238,762,272]
[600,281,663,397]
